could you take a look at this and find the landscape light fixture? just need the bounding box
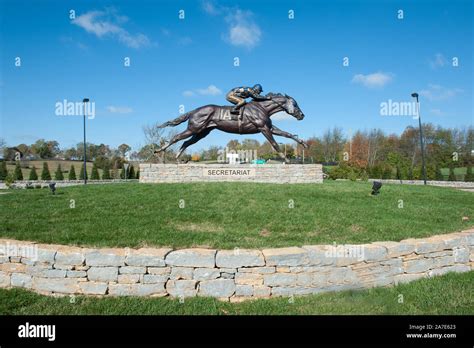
[371,181,382,195]
[49,182,56,195]
[411,93,427,185]
[82,98,89,185]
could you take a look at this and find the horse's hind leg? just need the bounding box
[154,129,193,153]
[176,128,212,159]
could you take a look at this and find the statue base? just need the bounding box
[139,163,323,184]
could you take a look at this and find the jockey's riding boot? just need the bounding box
[230,107,240,114]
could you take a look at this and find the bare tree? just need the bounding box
[142,123,177,162]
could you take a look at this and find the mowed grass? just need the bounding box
[1,271,472,315]
[1,181,473,249]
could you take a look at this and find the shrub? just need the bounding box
[407,166,414,180]
[0,161,7,180]
[136,169,140,179]
[102,163,111,180]
[90,163,100,180]
[55,164,64,180]
[328,163,361,180]
[4,173,14,187]
[425,165,436,180]
[68,165,77,180]
[79,163,88,180]
[382,165,393,179]
[29,166,38,180]
[465,166,474,182]
[369,164,383,179]
[435,166,444,181]
[395,166,402,180]
[120,166,126,179]
[448,166,456,181]
[13,162,23,180]
[112,166,119,179]
[41,162,52,180]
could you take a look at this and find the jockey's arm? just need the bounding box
[249,90,271,100]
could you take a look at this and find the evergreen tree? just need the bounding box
[112,165,119,179]
[407,166,414,180]
[101,163,111,180]
[41,162,52,180]
[90,163,100,180]
[448,166,456,182]
[13,162,23,180]
[395,165,401,180]
[465,165,474,182]
[55,164,64,180]
[128,164,135,179]
[29,166,38,180]
[136,169,140,179]
[68,165,77,180]
[79,163,88,180]
[0,161,8,180]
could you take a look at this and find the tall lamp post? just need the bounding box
[411,93,427,185]
[82,98,89,185]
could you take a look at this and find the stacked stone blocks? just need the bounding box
[0,230,472,301]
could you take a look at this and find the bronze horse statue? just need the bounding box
[154,93,308,161]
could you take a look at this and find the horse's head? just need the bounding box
[267,93,305,120]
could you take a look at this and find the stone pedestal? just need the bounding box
[139,163,323,184]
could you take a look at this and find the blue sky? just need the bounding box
[1,0,472,153]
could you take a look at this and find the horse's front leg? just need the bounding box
[259,126,289,163]
[271,125,308,148]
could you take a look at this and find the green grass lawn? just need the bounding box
[1,271,472,315]
[1,181,473,249]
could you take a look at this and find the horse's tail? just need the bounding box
[158,112,191,128]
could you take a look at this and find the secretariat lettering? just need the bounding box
[203,168,256,177]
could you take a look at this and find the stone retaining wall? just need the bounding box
[367,179,474,189]
[139,163,323,184]
[0,179,138,190]
[0,230,473,301]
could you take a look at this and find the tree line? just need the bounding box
[1,123,472,181]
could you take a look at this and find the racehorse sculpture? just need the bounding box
[154,93,308,161]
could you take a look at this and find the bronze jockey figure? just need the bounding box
[226,84,271,114]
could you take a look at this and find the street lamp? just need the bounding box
[411,93,427,185]
[82,98,89,185]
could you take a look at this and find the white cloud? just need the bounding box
[197,85,222,95]
[178,37,193,46]
[182,90,195,97]
[72,9,150,49]
[106,106,133,113]
[202,3,261,49]
[419,84,463,101]
[183,85,222,97]
[351,72,393,88]
[429,53,447,69]
[224,10,261,49]
[430,108,445,116]
[202,1,220,15]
